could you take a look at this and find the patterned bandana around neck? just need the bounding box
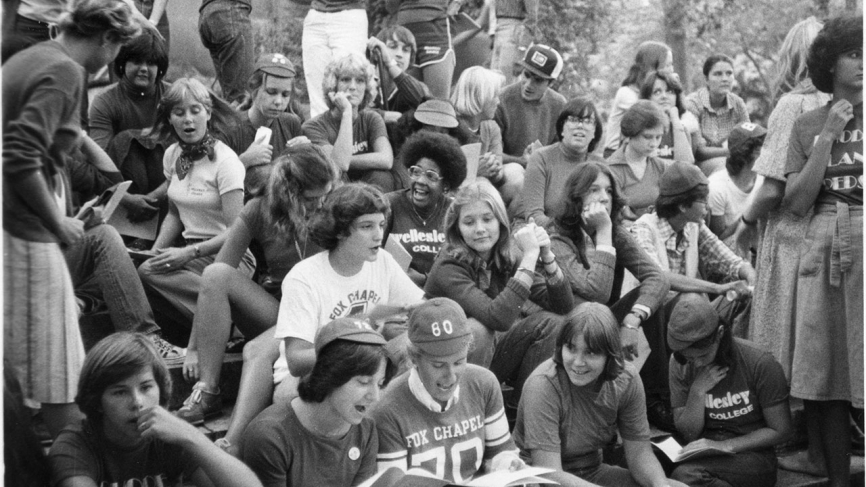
[176,132,216,180]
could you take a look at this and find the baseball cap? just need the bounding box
[666,293,720,351]
[414,99,459,128]
[254,53,296,78]
[726,122,767,154]
[407,298,471,357]
[659,162,709,197]
[518,44,564,80]
[314,317,386,355]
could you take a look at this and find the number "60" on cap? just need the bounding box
[430,320,453,336]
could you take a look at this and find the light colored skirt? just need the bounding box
[4,231,85,407]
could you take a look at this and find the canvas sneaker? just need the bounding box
[176,382,222,426]
[149,334,185,364]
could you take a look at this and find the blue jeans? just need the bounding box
[198,0,254,103]
[671,449,777,487]
[64,224,159,335]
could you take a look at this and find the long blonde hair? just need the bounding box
[772,16,823,100]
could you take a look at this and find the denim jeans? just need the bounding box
[1,14,51,63]
[671,449,777,487]
[199,0,254,104]
[64,224,159,335]
[302,8,368,118]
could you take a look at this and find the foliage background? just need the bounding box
[250,0,860,125]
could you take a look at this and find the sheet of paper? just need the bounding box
[75,181,131,221]
[254,126,273,145]
[461,143,482,186]
[385,234,412,272]
[465,467,557,487]
[652,436,683,462]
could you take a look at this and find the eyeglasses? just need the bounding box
[565,115,596,127]
[408,166,443,183]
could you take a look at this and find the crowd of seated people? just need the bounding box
[2,1,862,486]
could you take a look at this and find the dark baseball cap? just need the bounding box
[314,317,386,354]
[254,53,296,78]
[407,298,471,357]
[667,293,720,351]
[727,122,767,154]
[518,44,564,80]
[659,162,709,197]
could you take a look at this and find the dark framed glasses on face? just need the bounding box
[408,166,443,183]
[565,115,596,127]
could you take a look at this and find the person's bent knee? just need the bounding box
[200,262,238,294]
[242,329,280,364]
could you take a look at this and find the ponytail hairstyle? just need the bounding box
[264,143,339,243]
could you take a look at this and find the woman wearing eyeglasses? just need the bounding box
[666,293,791,487]
[384,132,467,286]
[606,101,671,221]
[519,98,605,227]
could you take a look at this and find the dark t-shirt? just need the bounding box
[669,338,788,442]
[240,197,322,284]
[48,421,195,487]
[222,111,304,196]
[243,400,379,487]
[383,189,450,276]
[785,102,863,205]
[302,109,388,156]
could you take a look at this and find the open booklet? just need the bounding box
[357,466,558,487]
[651,436,734,463]
[75,181,132,229]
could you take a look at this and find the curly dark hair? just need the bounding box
[807,15,863,94]
[554,97,603,153]
[112,29,169,82]
[399,132,467,191]
[297,340,391,403]
[308,183,390,250]
[554,162,627,269]
[620,100,665,138]
[702,53,734,78]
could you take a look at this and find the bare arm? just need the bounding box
[350,136,393,171]
[284,337,315,378]
[151,199,183,250]
[673,364,728,441]
[79,132,120,173]
[214,217,254,268]
[669,109,694,164]
[622,439,672,487]
[783,99,854,217]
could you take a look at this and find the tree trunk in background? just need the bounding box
[663,0,690,90]
[813,0,830,16]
